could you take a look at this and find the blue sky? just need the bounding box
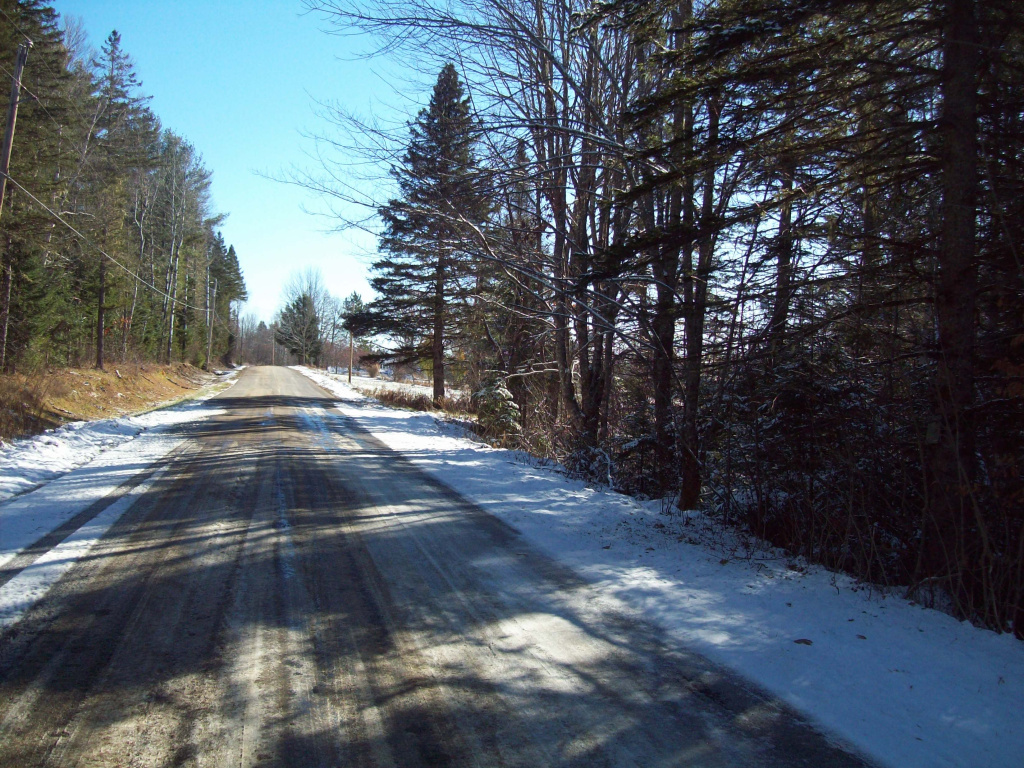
[50,0,383,322]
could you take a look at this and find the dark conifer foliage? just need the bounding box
[368,63,489,405]
[0,0,70,371]
[0,1,245,372]
[275,292,321,365]
[308,0,1024,633]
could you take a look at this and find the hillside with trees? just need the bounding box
[305,0,1023,636]
[0,1,245,375]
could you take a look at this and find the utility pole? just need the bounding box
[348,329,354,383]
[0,41,30,372]
[0,41,29,221]
[206,279,217,370]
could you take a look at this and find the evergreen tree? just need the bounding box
[368,63,489,405]
[0,0,74,371]
[86,30,157,369]
[209,236,247,365]
[275,292,321,365]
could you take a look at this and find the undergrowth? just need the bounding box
[0,370,62,442]
[364,385,476,416]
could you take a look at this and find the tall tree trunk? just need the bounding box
[924,0,980,580]
[768,159,796,360]
[95,255,106,370]
[432,256,446,406]
[678,91,720,510]
[122,277,139,362]
[165,251,179,364]
[124,191,148,361]
[551,197,582,427]
[599,323,615,441]
[651,236,683,491]
[0,254,11,372]
[179,269,189,358]
[651,0,693,494]
[530,4,583,431]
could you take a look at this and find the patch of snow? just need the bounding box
[297,365,1024,768]
[0,374,236,582]
[344,373,468,399]
[0,372,237,503]
[0,462,172,630]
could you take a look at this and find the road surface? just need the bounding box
[0,366,873,767]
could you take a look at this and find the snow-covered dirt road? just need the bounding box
[0,366,872,767]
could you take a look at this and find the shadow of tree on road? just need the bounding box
[0,373,874,767]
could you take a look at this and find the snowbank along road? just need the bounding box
[0,366,875,767]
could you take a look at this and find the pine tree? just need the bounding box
[87,31,157,369]
[275,293,321,365]
[369,63,489,405]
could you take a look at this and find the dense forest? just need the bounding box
[0,0,245,373]
[304,0,1023,635]
[2,0,1018,636]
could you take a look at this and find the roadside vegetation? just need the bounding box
[0,4,246,381]
[359,385,474,416]
[0,4,247,446]
[0,363,212,444]
[293,0,1023,635]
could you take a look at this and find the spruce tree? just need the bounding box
[209,236,247,365]
[369,63,489,405]
[87,31,157,369]
[275,293,321,365]
[0,0,74,370]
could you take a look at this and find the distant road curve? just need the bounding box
[0,366,874,767]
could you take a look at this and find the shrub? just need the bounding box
[473,380,521,440]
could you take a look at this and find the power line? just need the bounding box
[0,15,239,339]
[2,170,234,326]
[0,61,62,131]
[0,25,63,147]
[0,8,94,129]
[0,7,74,88]
[0,6,32,46]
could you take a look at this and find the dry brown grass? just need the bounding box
[365,386,475,415]
[0,372,60,441]
[0,363,213,443]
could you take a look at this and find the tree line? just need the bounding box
[235,268,367,376]
[307,0,1023,634]
[0,1,246,373]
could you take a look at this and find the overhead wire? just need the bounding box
[2,170,237,331]
[0,12,239,336]
[0,5,32,46]
[0,6,79,89]
[0,8,98,131]
[0,10,65,130]
[0,61,64,131]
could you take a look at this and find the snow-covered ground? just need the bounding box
[297,366,1024,768]
[342,372,467,399]
[2,364,1020,768]
[0,374,237,627]
[346,373,434,396]
[0,374,237,504]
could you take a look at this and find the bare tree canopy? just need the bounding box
[297,0,1024,636]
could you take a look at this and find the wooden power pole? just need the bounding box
[0,42,30,220]
[0,41,31,372]
[206,279,217,370]
[348,330,354,383]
